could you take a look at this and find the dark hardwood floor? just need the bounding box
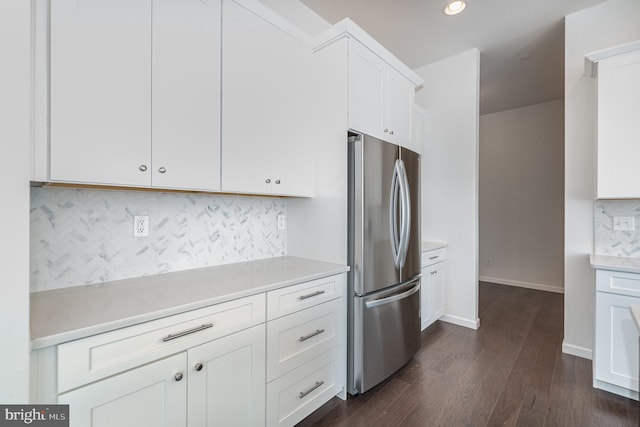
[297,282,639,427]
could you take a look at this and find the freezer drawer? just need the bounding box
[351,278,421,394]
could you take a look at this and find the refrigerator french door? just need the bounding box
[347,132,421,395]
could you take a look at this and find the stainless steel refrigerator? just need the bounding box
[347,132,422,395]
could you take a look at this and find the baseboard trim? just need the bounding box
[594,379,639,401]
[479,276,564,294]
[562,341,592,360]
[440,314,480,330]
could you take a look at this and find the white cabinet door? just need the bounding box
[221,0,313,197]
[187,325,265,427]
[152,0,221,191]
[348,40,386,140]
[59,353,187,427]
[597,49,640,198]
[421,262,445,330]
[385,69,414,147]
[348,40,414,148]
[595,292,640,392]
[50,0,152,186]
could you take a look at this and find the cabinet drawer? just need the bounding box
[267,274,345,320]
[422,248,446,267]
[58,294,265,393]
[266,347,342,427]
[267,298,343,382]
[596,269,640,297]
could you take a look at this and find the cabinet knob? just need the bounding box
[139,165,148,172]
[195,363,203,372]
[265,179,271,184]
[275,179,281,184]
[158,167,166,174]
[174,372,184,382]
[384,129,389,133]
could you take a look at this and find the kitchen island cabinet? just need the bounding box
[591,254,640,400]
[30,257,349,426]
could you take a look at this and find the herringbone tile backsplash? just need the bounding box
[30,187,286,292]
[595,200,640,257]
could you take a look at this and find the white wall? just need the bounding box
[414,49,480,329]
[564,0,640,359]
[257,0,330,36]
[479,100,564,293]
[0,0,31,402]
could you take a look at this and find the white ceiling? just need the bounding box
[301,0,609,114]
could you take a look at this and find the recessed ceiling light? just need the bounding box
[444,0,466,16]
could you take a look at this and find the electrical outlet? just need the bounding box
[613,216,635,231]
[277,214,286,230]
[134,215,149,237]
[486,258,492,267]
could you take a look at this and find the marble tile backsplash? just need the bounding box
[30,187,287,292]
[595,200,640,257]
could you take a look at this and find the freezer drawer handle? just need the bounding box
[299,381,325,399]
[162,323,213,342]
[298,290,325,300]
[365,282,421,309]
[299,329,325,342]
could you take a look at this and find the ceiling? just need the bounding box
[301,0,609,114]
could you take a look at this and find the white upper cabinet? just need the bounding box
[349,41,386,140]
[50,0,152,187]
[221,0,314,197]
[49,0,221,191]
[596,48,640,199]
[349,40,415,147]
[315,19,422,150]
[151,0,221,191]
[385,68,414,147]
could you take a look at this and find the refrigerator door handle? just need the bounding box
[389,160,402,268]
[398,160,411,268]
[365,281,420,308]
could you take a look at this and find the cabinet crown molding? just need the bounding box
[584,39,640,77]
[313,18,424,88]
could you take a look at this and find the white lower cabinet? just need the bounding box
[421,248,446,330]
[32,274,347,426]
[188,325,266,427]
[266,347,341,427]
[265,274,346,427]
[594,269,640,399]
[59,353,188,427]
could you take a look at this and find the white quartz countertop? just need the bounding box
[631,305,640,332]
[422,241,448,252]
[31,256,349,349]
[590,254,640,274]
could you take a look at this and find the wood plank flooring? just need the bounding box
[296,282,639,427]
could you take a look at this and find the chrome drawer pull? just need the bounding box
[298,290,325,300]
[429,255,439,260]
[299,381,324,399]
[299,329,325,342]
[162,323,213,342]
